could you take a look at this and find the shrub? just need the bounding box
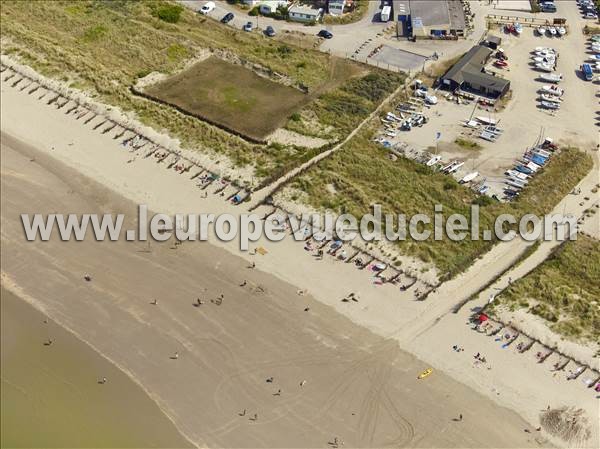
[153,4,184,23]
[276,45,292,57]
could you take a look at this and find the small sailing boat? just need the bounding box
[540,73,563,83]
[426,155,442,166]
[460,172,479,184]
[540,101,560,110]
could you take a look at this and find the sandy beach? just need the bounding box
[1,28,599,444]
[0,120,543,447]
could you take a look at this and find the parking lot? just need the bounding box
[373,1,599,200]
[370,45,428,71]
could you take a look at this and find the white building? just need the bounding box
[243,0,289,14]
[327,0,347,16]
[288,4,324,22]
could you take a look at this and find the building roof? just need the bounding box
[446,0,466,31]
[443,45,510,92]
[487,35,502,45]
[409,0,450,27]
[289,4,323,15]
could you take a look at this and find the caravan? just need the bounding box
[380,5,391,22]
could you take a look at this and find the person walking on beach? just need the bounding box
[273,389,281,396]
[240,409,246,417]
[251,413,258,421]
[99,377,107,384]
[458,413,463,421]
[151,299,158,305]
[240,280,247,287]
[250,262,256,269]
[172,352,179,360]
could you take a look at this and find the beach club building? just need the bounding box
[394,0,466,38]
[440,45,511,98]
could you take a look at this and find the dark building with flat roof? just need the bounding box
[440,45,510,98]
[484,35,502,50]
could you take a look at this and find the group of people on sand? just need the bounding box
[341,292,359,303]
[236,377,309,424]
[473,352,487,364]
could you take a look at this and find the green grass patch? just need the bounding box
[82,25,108,42]
[491,235,600,343]
[455,138,482,151]
[166,43,189,61]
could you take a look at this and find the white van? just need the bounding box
[200,1,216,15]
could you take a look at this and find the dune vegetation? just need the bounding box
[493,235,600,343]
[286,126,593,277]
[0,0,402,182]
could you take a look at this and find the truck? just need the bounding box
[582,63,593,81]
[380,5,391,22]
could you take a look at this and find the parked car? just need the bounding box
[585,12,598,19]
[221,12,234,24]
[243,21,254,32]
[199,1,215,15]
[265,25,276,37]
[317,29,333,39]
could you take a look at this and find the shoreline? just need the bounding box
[0,285,193,449]
[1,61,597,446]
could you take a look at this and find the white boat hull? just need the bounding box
[460,172,479,183]
[540,74,563,83]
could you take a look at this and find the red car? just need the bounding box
[494,60,508,68]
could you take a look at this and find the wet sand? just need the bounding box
[0,131,543,448]
[1,287,192,448]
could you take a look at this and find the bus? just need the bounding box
[582,63,593,81]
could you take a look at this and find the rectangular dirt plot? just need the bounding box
[143,57,308,142]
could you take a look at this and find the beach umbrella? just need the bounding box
[478,313,489,323]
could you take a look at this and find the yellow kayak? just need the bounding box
[417,368,433,379]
